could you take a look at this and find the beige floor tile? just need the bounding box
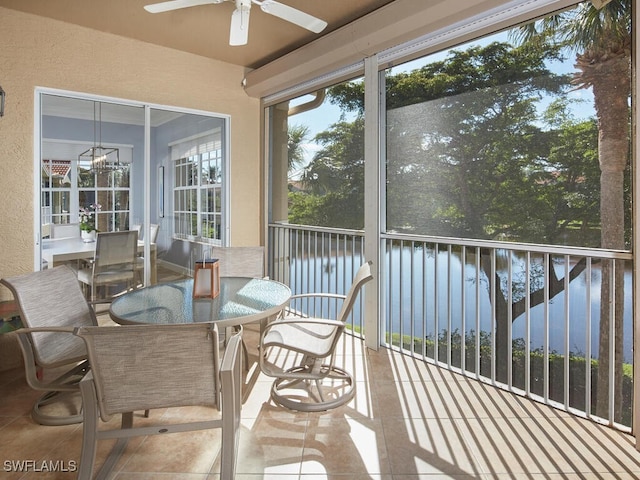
[114,474,208,479]
[0,378,41,417]
[2,310,640,480]
[0,366,25,386]
[235,414,307,475]
[535,415,640,473]
[511,392,574,419]
[367,348,433,384]
[373,379,458,419]
[119,429,220,474]
[0,416,80,480]
[231,475,300,480]
[300,417,390,475]
[388,476,478,480]
[455,378,530,419]
[455,415,640,476]
[382,417,482,476]
[483,474,640,480]
[299,475,392,479]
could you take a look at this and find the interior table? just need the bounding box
[42,237,157,284]
[109,277,291,328]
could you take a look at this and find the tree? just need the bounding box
[288,21,628,420]
[293,117,365,229]
[514,0,631,423]
[287,124,310,178]
[311,39,607,383]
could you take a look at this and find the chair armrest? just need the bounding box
[13,326,77,335]
[11,326,87,392]
[260,317,345,343]
[266,317,345,329]
[283,293,347,320]
[289,293,347,301]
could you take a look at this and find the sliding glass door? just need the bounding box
[36,90,230,284]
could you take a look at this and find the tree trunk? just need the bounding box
[586,53,630,420]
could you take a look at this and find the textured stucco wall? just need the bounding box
[0,7,261,298]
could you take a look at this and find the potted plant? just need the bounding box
[79,203,101,242]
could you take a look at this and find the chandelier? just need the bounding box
[79,101,120,173]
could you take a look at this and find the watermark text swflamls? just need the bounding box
[3,460,77,473]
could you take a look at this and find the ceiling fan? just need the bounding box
[144,0,328,46]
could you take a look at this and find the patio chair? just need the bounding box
[206,245,266,362]
[50,222,80,239]
[77,230,138,302]
[0,265,98,425]
[259,261,373,412]
[209,246,265,278]
[73,323,242,480]
[134,224,159,285]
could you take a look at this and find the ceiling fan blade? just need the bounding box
[229,4,251,46]
[255,0,327,33]
[144,0,222,14]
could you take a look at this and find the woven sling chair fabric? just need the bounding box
[74,323,242,480]
[1,265,97,367]
[207,246,265,278]
[76,323,221,420]
[259,261,373,411]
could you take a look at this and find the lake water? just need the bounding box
[287,247,633,362]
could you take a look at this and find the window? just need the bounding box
[268,77,365,230]
[41,159,72,226]
[172,131,223,244]
[383,26,630,249]
[41,156,131,232]
[77,157,131,232]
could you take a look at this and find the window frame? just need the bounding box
[171,130,225,245]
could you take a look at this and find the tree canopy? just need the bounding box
[289,40,608,248]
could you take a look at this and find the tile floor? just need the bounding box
[1,312,640,479]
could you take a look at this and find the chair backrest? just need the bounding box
[93,230,138,281]
[149,224,160,243]
[208,246,265,278]
[132,224,159,243]
[50,223,80,239]
[75,323,226,421]
[337,261,373,324]
[0,265,97,367]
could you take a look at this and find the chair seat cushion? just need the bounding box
[262,318,339,358]
[77,268,133,286]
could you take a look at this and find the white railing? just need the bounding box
[268,223,633,430]
[269,223,366,335]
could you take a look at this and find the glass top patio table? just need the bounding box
[109,277,291,328]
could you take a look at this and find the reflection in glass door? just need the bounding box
[37,91,229,285]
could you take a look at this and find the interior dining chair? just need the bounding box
[149,223,160,243]
[134,224,159,286]
[72,323,243,480]
[77,230,138,302]
[130,223,142,238]
[208,246,265,278]
[50,222,80,239]
[205,246,266,367]
[0,265,98,425]
[259,261,373,412]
